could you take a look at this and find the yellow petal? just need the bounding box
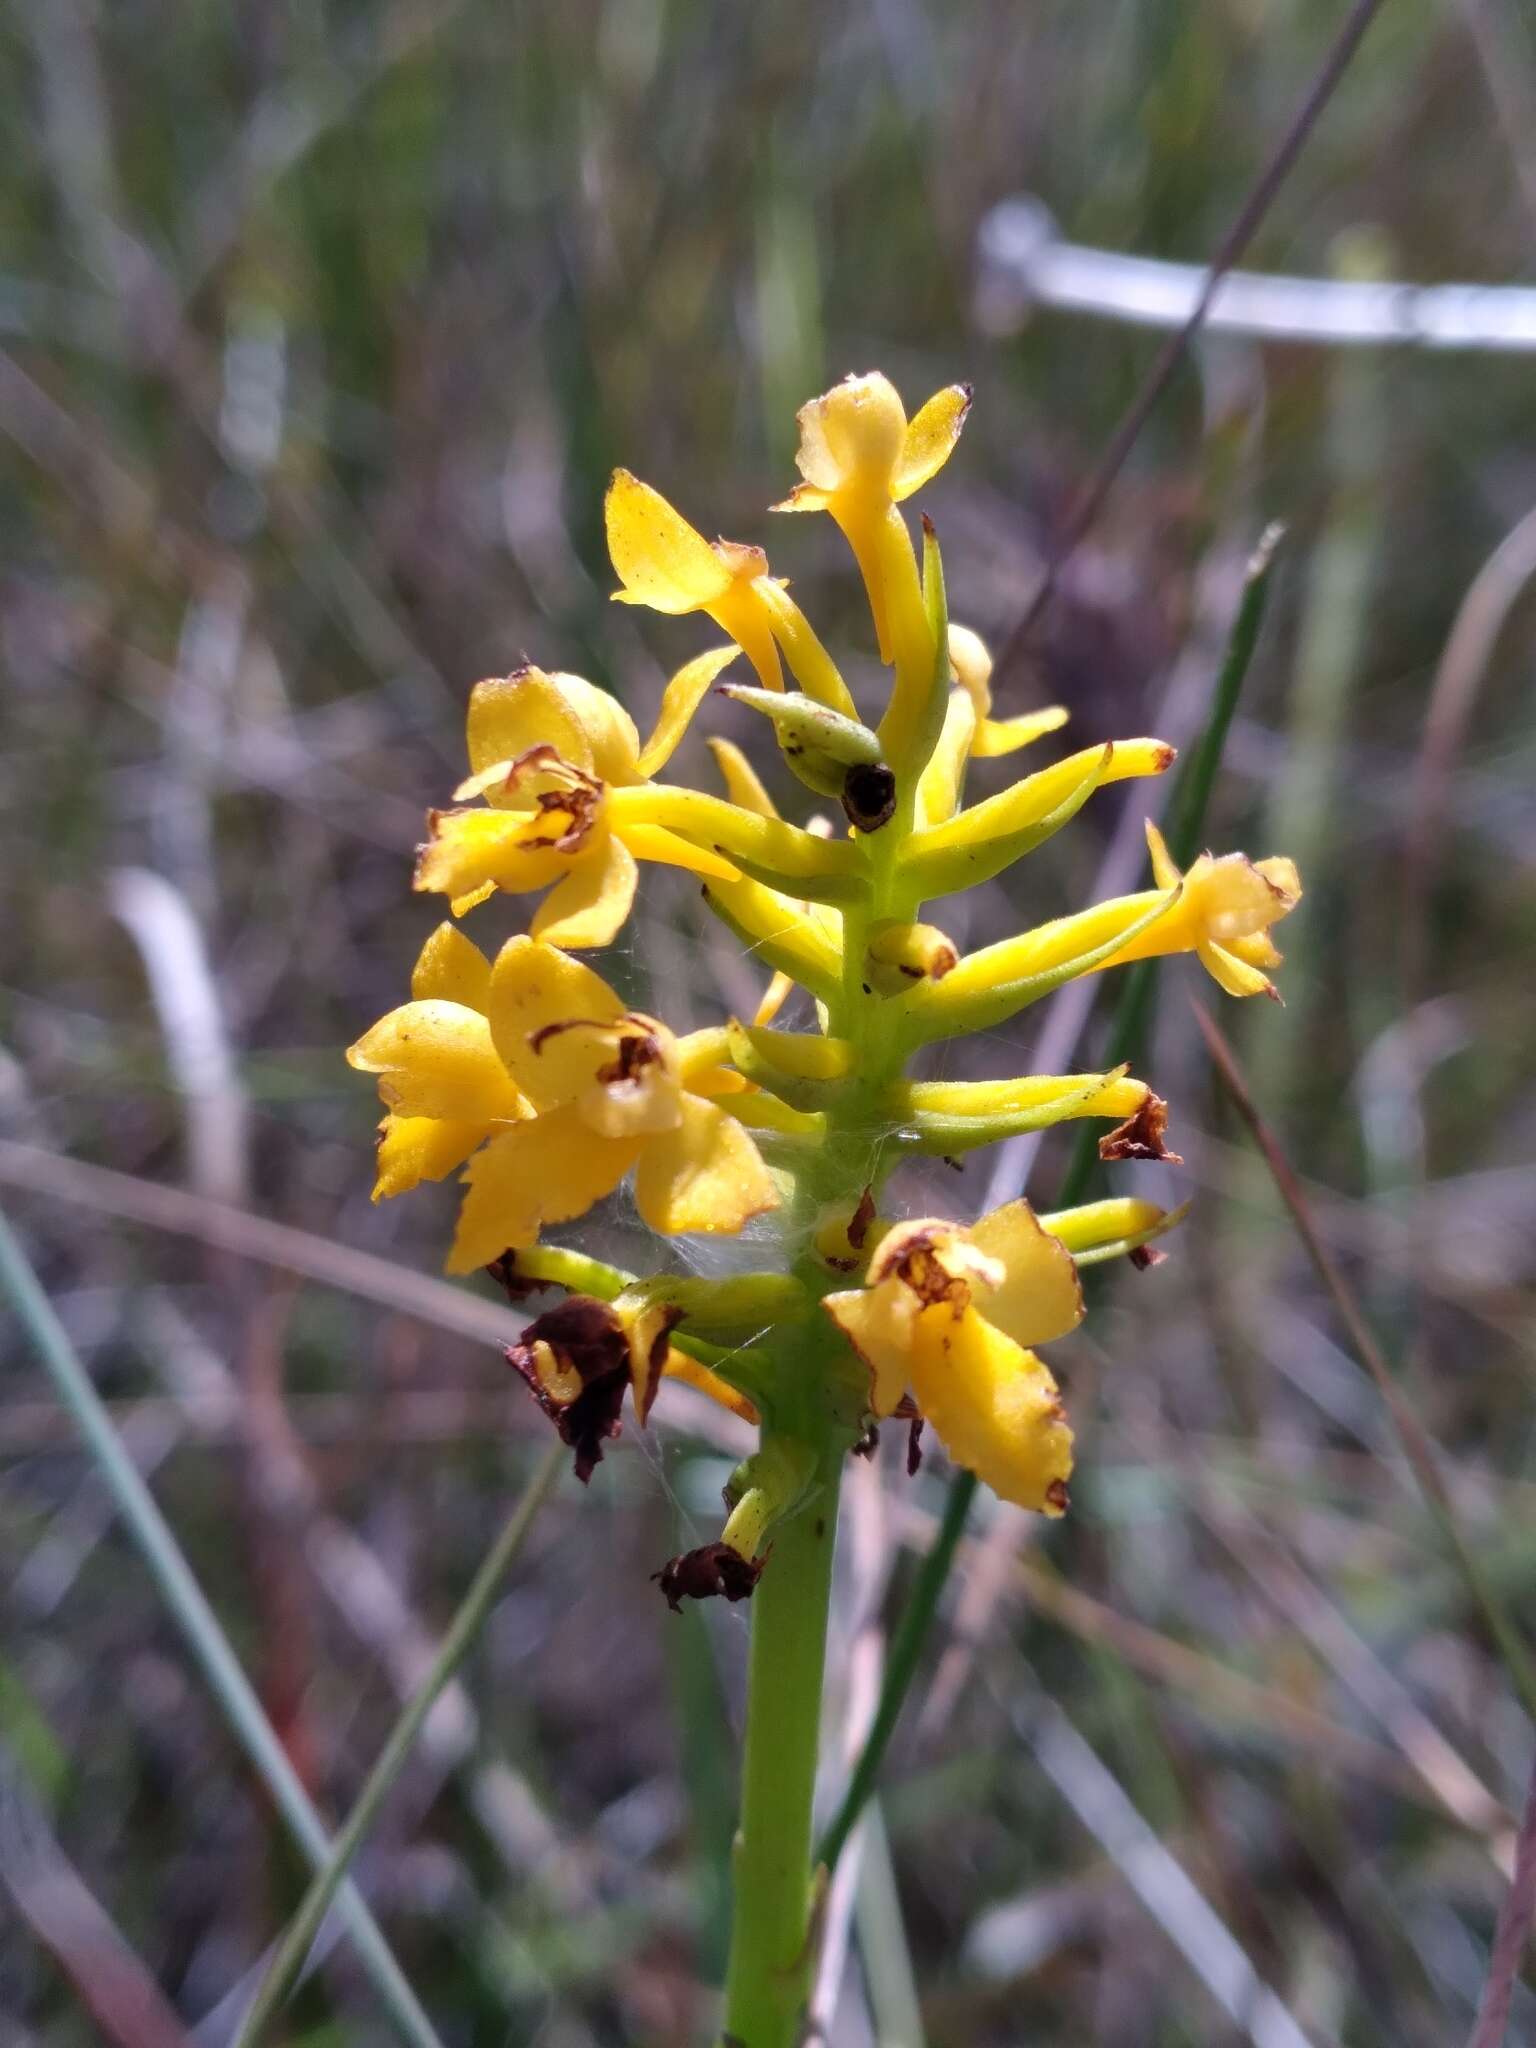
[347,1000,529,1123]
[1144,817,1180,892]
[1255,856,1302,909]
[892,383,973,500]
[373,1113,489,1200]
[1228,930,1283,969]
[614,819,740,883]
[967,1199,1085,1347]
[1197,937,1278,1000]
[410,922,492,1010]
[605,469,732,613]
[636,646,741,777]
[972,707,1070,758]
[549,672,641,785]
[908,1312,1073,1514]
[466,668,593,789]
[823,1278,919,1418]
[792,372,908,494]
[486,936,625,1106]
[916,689,978,828]
[529,835,637,948]
[707,736,780,817]
[948,622,996,718]
[1198,851,1301,941]
[447,1105,640,1271]
[633,1094,778,1234]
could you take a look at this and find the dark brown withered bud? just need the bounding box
[1098,1092,1183,1165]
[653,1543,764,1612]
[847,1185,876,1251]
[506,1296,629,1484]
[841,762,897,832]
[1129,1243,1168,1271]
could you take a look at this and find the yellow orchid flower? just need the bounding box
[346,923,532,1200]
[902,814,1300,1045]
[947,623,1069,760]
[822,1203,1080,1513]
[447,938,778,1271]
[1097,819,1304,999]
[415,661,739,944]
[774,371,971,677]
[606,469,857,716]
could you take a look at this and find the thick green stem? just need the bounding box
[722,1446,843,2048]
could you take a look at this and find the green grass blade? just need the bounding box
[0,1209,446,2048]
[816,527,1282,1879]
[235,1438,565,2046]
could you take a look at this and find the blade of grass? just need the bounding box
[1063,521,1284,1139]
[991,0,1382,671]
[233,1437,564,2046]
[0,1209,446,2048]
[1191,1002,1536,1725]
[1469,1751,1536,2048]
[816,527,1282,1878]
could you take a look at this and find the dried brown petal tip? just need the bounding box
[906,1415,926,1477]
[1045,1478,1071,1515]
[1098,1092,1183,1165]
[1129,1244,1168,1271]
[847,1186,877,1251]
[486,1252,548,1305]
[506,1296,630,1484]
[653,1543,765,1612]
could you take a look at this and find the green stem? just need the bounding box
[721,1445,843,2048]
[813,527,1285,1881]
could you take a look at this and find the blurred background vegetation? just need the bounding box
[3,1,1536,2042]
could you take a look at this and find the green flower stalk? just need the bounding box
[348,370,1302,2048]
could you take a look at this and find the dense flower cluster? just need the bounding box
[350,371,1300,1596]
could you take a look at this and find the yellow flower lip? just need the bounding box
[451,744,606,851]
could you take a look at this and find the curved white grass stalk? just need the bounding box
[978,197,1536,353]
